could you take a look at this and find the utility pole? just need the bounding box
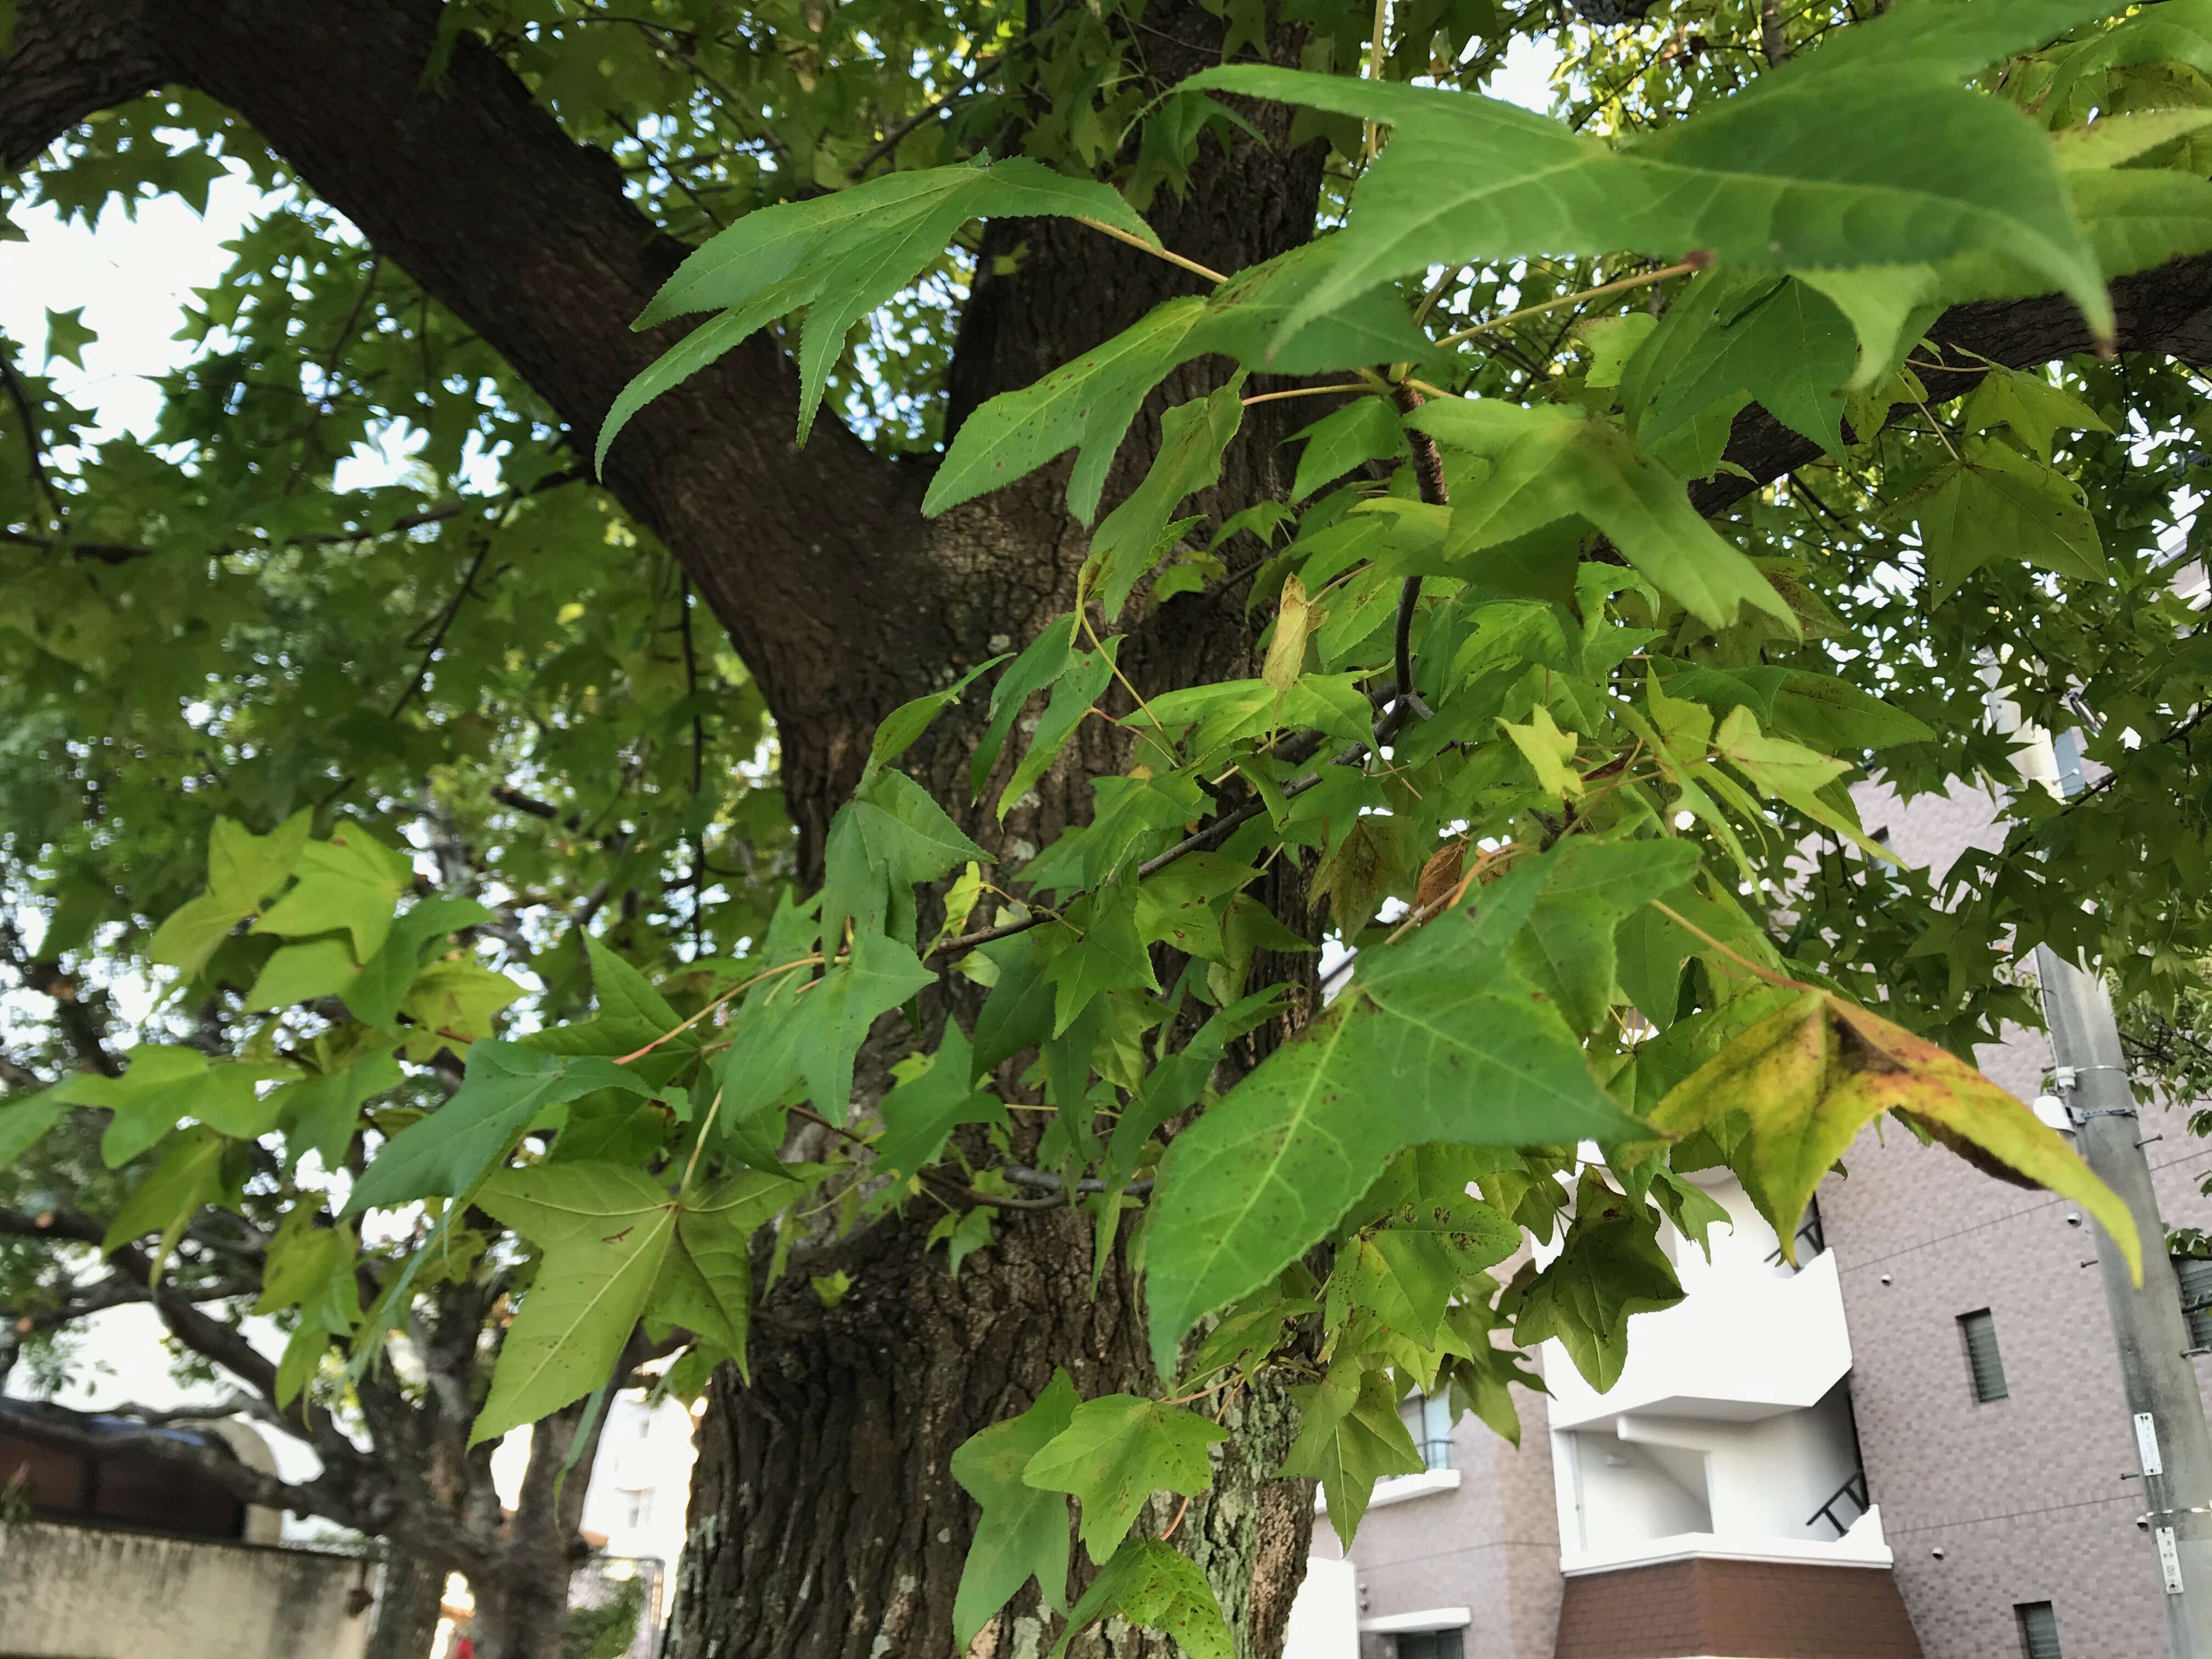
[2028,726,2212,1658]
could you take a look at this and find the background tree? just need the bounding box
[7,3,2212,1659]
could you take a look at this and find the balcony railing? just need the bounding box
[1414,1437,1453,1472]
[1806,1469,1870,1538]
[1764,1200,1826,1269]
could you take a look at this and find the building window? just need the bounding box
[1960,1309,2009,1403]
[2176,1255,2212,1351]
[625,1488,653,1527]
[1397,1391,1452,1471]
[1397,1631,1465,1659]
[2016,1600,2062,1659]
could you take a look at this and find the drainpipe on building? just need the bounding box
[2019,721,2212,1658]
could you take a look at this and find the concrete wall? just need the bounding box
[1824,777,2212,1658]
[0,1520,371,1659]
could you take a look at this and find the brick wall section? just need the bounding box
[1553,1558,1922,1658]
[1335,1356,1565,1659]
[1825,779,2212,1658]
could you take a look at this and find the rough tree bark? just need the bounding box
[9,2,2212,1656]
[366,1548,453,1659]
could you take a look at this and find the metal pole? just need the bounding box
[2032,729,2212,1657]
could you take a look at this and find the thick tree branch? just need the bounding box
[1699,255,2212,512]
[0,0,161,173]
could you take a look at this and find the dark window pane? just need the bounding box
[2017,1600,2061,1659]
[1961,1309,2008,1403]
[2175,1256,2212,1351]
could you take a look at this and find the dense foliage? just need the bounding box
[9,1,2212,1654]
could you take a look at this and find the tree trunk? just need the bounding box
[676,1204,1314,1659]
[21,4,2212,1656]
[366,1546,452,1659]
[470,1392,614,1659]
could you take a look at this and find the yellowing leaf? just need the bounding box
[1500,706,1582,800]
[1262,574,1322,695]
[1648,991,2138,1279]
[252,824,414,961]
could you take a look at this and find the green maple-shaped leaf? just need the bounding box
[1281,1357,1426,1550]
[1188,1,2120,353]
[649,1167,820,1379]
[1622,272,1858,458]
[1960,366,2110,461]
[1327,1150,1521,1346]
[272,1049,405,1172]
[1499,705,1582,801]
[44,1046,296,1167]
[244,938,360,1013]
[1081,384,1244,620]
[43,306,95,371]
[872,1023,1009,1184]
[1047,1536,1234,1659]
[1894,438,2107,596]
[600,159,1158,466]
[1045,890,1160,1037]
[0,1094,68,1175]
[149,811,315,978]
[997,642,1119,822]
[972,620,1080,797]
[861,656,1007,785]
[794,930,940,1124]
[951,1369,1080,1646]
[527,933,694,1062]
[100,1126,238,1283]
[1510,838,1700,1034]
[344,898,500,1030]
[398,959,526,1058]
[254,1209,358,1316]
[1292,394,1407,504]
[1024,1395,1227,1564]
[1512,1171,1686,1390]
[345,1042,656,1215]
[1144,854,1647,1377]
[1410,400,1793,633]
[252,823,414,961]
[926,240,1438,524]
[470,1161,682,1443]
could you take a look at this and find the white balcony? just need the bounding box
[1544,1178,1854,1428]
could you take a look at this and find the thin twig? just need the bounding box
[679,575,709,952]
[1436,260,1701,349]
[928,732,1363,960]
[0,347,63,524]
[388,541,495,722]
[612,955,823,1064]
[318,253,383,411]
[847,0,1079,177]
[1075,216,1227,286]
[1240,382,1372,409]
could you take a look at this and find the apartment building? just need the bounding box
[1290,777,2212,1659]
